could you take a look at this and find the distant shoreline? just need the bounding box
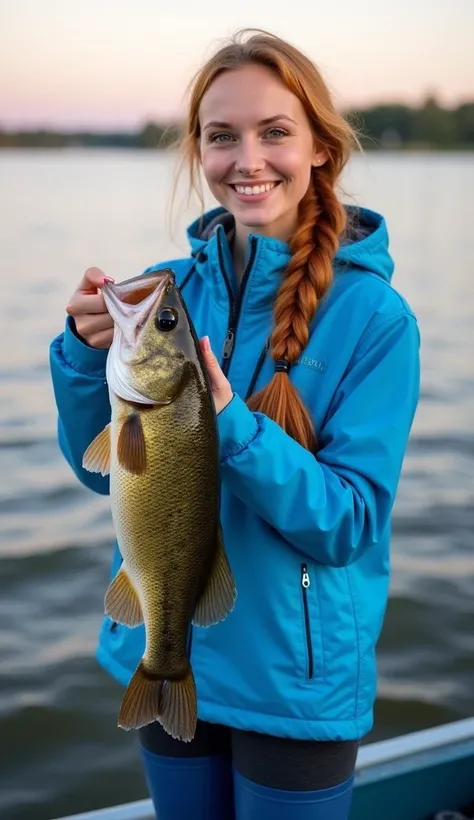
[2,97,473,151]
[1,144,472,151]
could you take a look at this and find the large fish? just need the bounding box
[82,269,237,742]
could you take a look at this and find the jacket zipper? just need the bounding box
[301,564,314,679]
[218,233,258,376]
[244,337,270,401]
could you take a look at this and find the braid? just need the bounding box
[247,167,347,451]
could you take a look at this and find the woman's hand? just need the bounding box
[66,267,115,349]
[200,336,234,415]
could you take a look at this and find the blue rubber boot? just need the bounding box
[139,744,235,820]
[234,769,355,820]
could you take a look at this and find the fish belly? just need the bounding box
[110,391,219,679]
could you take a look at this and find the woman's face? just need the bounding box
[198,63,327,243]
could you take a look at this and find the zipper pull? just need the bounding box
[302,566,310,589]
[223,329,235,359]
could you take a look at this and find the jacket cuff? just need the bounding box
[62,316,109,376]
[217,393,259,461]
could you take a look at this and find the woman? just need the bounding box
[49,28,420,820]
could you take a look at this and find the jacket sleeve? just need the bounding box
[49,316,111,495]
[217,311,420,567]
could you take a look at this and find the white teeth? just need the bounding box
[234,182,277,196]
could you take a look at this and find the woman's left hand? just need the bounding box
[200,336,234,415]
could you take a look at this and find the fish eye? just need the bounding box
[156,307,178,332]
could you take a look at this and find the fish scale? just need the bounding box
[82,269,237,742]
[111,377,218,674]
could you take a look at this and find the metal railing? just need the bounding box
[54,717,474,820]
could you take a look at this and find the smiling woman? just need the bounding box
[49,26,420,820]
[198,72,327,244]
[176,34,361,452]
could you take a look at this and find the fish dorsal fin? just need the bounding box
[192,526,237,628]
[117,413,147,474]
[105,565,144,627]
[82,423,111,475]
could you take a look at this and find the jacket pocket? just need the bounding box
[300,563,323,680]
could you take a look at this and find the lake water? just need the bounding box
[1,149,473,820]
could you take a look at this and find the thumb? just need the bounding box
[78,267,114,293]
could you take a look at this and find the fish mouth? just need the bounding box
[101,270,174,349]
[102,269,185,406]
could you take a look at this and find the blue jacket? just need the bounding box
[49,205,420,741]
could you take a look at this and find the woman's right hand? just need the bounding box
[66,267,115,349]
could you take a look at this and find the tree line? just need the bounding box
[348,96,474,149]
[1,97,473,150]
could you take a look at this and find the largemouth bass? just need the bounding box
[82,269,237,742]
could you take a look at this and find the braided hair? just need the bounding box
[176,28,360,449]
[247,166,346,450]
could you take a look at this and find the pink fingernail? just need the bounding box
[103,276,115,284]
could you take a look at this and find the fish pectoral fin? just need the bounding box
[105,566,144,627]
[82,423,111,475]
[192,526,237,628]
[117,413,147,474]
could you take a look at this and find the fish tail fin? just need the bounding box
[118,663,197,743]
[160,667,197,743]
[118,662,163,731]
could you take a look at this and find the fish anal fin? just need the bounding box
[82,423,111,475]
[117,413,147,474]
[192,526,237,628]
[105,566,143,627]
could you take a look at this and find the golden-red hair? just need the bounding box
[177,29,360,450]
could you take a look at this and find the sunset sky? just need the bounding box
[1,0,473,129]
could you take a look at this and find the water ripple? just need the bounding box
[1,150,474,820]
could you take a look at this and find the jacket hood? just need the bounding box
[186,204,394,284]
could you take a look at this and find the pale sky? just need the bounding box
[1,0,473,129]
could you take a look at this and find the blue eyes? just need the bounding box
[210,133,233,143]
[209,128,288,144]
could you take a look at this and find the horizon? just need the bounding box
[1,0,473,130]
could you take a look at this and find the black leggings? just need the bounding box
[139,720,359,791]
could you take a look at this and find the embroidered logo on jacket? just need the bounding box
[298,356,327,372]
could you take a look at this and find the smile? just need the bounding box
[229,181,281,197]
[232,182,278,195]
